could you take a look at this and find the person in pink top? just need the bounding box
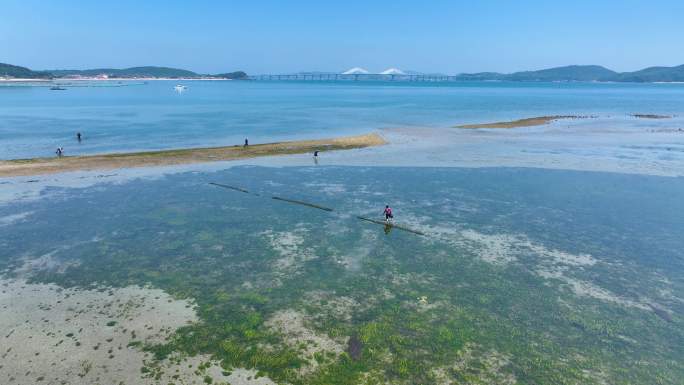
[383,205,393,223]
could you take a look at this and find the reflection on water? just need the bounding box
[1,166,683,384]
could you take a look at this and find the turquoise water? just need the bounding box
[2,80,684,160]
[1,80,684,383]
[1,166,682,383]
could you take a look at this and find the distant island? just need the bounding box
[0,63,248,80]
[3,62,684,82]
[454,64,684,82]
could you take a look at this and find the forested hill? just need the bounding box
[455,64,684,82]
[49,66,249,79]
[211,71,248,79]
[0,63,51,79]
[611,65,684,82]
[49,66,200,78]
[505,65,618,81]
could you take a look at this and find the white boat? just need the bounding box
[174,84,187,93]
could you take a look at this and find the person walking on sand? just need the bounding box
[244,138,249,147]
[383,205,393,223]
[56,147,63,157]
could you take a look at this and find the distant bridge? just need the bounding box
[249,73,460,82]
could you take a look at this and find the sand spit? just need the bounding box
[456,115,590,129]
[631,113,673,119]
[0,133,386,177]
[0,278,204,385]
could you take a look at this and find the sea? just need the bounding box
[1,80,684,160]
[0,80,683,384]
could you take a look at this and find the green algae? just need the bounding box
[2,166,683,384]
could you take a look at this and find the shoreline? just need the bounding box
[0,133,386,177]
[0,77,233,82]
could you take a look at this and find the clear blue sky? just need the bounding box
[2,0,683,74]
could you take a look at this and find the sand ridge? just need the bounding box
[456,115,591,129]
[0,133,386,177]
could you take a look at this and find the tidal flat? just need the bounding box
[1,166,682,384]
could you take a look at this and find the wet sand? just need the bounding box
[0,278,276,385]
[0,279,197,385]
[0,133,386,177]
[456,115,588,129]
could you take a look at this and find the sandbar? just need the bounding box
[0,133,386,177]
[631,113,672,119]
[456,115,589,129]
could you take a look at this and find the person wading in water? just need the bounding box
[383,205,393,223]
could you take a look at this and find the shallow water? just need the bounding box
[1,165,682,384]
[2,80,684,160]
[2,79,684,384]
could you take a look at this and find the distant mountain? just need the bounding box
[50,66,199,78]
[212,71,248,80]
[0,63,51,79]
[50,68,117,77]
[453,64,684,82]
[506,65,618,81]
[453,72,506,81]
[610,65,684,82]
[456,65,618,82]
